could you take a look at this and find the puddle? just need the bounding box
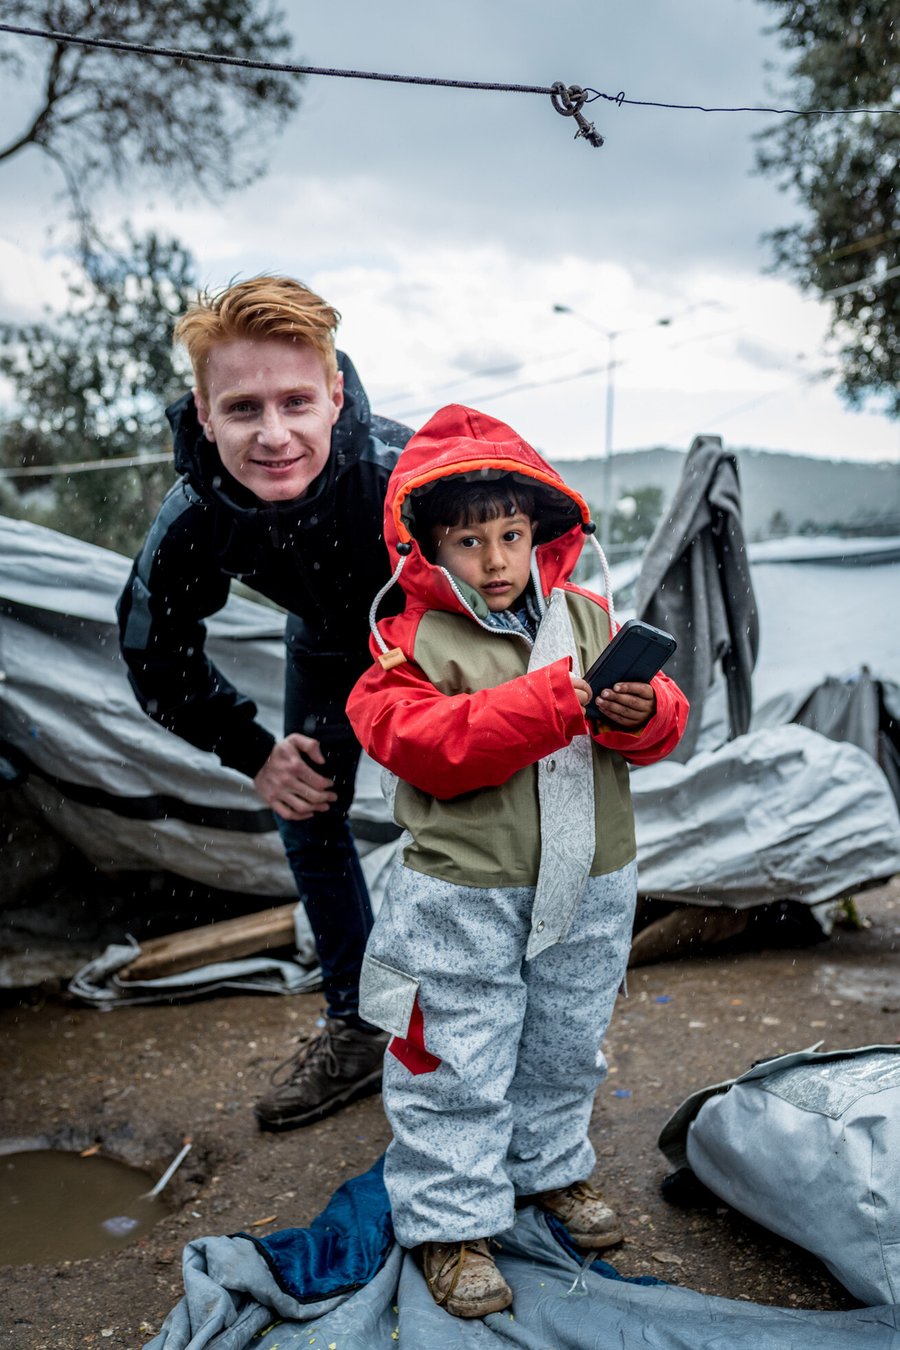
[0,1148,169,1265]
[819,962,900,1010]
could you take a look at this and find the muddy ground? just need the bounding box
[1,877,899,1349]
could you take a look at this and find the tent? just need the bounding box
[2,513,899,993]
[0,514,294,898]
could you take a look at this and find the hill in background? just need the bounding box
[549,446,900,543]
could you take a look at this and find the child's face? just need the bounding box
[430,511,536,612]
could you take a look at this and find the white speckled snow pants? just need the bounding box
[359,859,638,1246]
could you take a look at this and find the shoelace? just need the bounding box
[548,1180,607,1218]
[424,1240,495,1308]
[268,1025,341,1087]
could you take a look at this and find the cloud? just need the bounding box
[446,348,523,378]
[0,237,71,323]
[732,335,803,373]
[0,0,895,462]
[2,0,787,278]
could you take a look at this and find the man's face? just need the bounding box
[194,337,343,502]
[431,511,536,612]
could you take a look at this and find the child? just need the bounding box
[346,405,688,1318]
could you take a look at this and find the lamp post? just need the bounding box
[602,325,617,560]
[552,304,672,558]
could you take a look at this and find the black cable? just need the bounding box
[582,87,896,116]
[0,23,550,94]
[1,23,897,116]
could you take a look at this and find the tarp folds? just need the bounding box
[754,670,900,810]
[0,515,295,898]
[659,1046,900,1307]
[347,721,900,922]
[4,514,899,976]
[631,723,900,908]
[636,434,759,762]
[67,939,321,1006]
[65,846,400,1006]
[145,1157,900,1350]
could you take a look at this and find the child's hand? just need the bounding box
[594,681,657,728]
[570,673,593,708]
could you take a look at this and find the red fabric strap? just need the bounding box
[388,993,441,1076]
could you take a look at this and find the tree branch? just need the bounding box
[0,40,68,163]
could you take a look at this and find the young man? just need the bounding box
[346,405,688,1318]
[117,276,412,1129]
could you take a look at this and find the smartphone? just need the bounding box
[583,619,677,719]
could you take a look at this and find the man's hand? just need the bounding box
[593,680,657,728]
[253,734,337,820]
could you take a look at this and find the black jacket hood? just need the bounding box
[166,350,376,521]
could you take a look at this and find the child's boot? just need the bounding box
[420,1238,512,1318]
[534,1180,623,1251]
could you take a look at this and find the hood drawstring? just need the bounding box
[369,525,615,656]
[369,550,410,654]
[533,530,617,635]
[586,532,617,635]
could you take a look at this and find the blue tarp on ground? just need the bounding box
[145,1158,900,1349]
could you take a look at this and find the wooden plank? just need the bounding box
[118,904,297,982]
[628,905,748,966]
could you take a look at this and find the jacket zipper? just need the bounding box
[438,568,535,649]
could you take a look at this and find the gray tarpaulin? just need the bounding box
[146,1199,900,1349]
[636,434,759,761]
[629,723,900,908]
[353,727,900,918]
[0,515,296,898]
[659,1045,900,1307]
[3,515,899,983]
[69,726,900,999]
[753,670,900,810]
[66,936,321,1006]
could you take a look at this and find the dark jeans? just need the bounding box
[277,621,374,1026]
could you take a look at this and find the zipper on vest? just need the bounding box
[438,568,535,648]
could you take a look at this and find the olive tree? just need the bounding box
[755,0,898,415]
[0,1,303,550]
[0,230,197,554]
[0,0,300,222]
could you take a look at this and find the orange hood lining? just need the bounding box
[391,458,591,545]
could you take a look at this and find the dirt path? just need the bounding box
[1,877,898,1348]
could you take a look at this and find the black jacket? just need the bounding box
[117,353,412,778]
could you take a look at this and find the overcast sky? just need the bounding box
[1,0,897,464]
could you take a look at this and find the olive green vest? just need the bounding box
[393,590,636,888]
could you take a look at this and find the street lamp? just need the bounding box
[552,304,672,558]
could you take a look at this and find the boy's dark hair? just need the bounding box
[412,474,537,557]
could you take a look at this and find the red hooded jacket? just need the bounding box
[347,405,687,811]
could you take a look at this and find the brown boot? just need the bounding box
[532,1180,623,1251]
[254,1018,388,1131]
[420,1239,513,1319]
